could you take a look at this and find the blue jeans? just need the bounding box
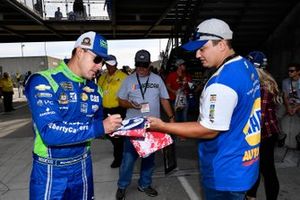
[117,138,155,189]
[203,186,246,200]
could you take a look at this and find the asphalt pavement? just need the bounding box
[0,95,299,200]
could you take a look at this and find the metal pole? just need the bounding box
[87,0,91,18]
[21,43,24,57]
[65,0,68,17]
[44,42,48,70]
[20,43,25,98]
[44,41,47,56]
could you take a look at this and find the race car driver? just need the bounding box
[25,31,122,200]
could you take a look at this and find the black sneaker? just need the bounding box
[116,188,126,200]
[137,186,158,197]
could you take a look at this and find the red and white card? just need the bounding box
[130,131,173,158]
[110,117,173,157]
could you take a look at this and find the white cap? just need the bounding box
[74,31,109,59]
[182,18,233,51]
[196,18,233,40]
[106,54,117,66]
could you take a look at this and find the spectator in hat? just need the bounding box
[24,31,122,199]
[246,51,280,200]
[147,18,261,200]
[115,49,174,200]
[166,59,192,122]
[98,54,128,168]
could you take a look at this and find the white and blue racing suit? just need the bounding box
[25,62,105,200]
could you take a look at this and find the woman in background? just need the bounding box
[246,51,281,200]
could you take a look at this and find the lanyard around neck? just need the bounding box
[136,73,150,100]
[218,53,238,68]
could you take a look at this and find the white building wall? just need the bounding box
[0,56,61,76]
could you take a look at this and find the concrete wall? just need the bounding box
[0,56,61,76]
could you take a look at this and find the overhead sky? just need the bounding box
[0,39,168,68]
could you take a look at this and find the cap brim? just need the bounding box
[106,60,117,66]
[90,50,109,60]
[181,40,208,51]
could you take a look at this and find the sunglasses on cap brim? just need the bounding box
[193,29,224,40]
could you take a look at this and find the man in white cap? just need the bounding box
[98,54,128,168]
[25,31,122,199]
[148,18,261,200]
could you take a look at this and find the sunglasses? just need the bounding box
[83,49,103,64]
[288,69,296,73]
[193,29,224,40]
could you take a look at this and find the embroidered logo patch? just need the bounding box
[81,37,91,46]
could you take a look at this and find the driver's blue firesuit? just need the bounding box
[25,62,105,200]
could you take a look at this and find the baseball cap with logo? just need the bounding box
[74,31,109,60]
[135,49,151,64]
[106,54,117,66]
[182,18,233,51]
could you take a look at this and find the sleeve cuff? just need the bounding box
[93,119,105,138]
[199,120,229,131]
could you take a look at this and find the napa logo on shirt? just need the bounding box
[242,98,261,146]
[242,98,261,165]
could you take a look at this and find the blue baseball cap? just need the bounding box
[182,18,233,51]
[74,31,109,60]
[247,51,267,68]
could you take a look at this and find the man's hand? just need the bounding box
[147,116,165,131]
[103,114,122,134]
